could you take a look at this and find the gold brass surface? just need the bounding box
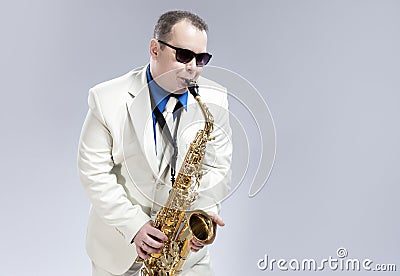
[138,80,217,276]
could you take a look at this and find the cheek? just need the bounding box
[172,64,188,76]
[193,67,203,78]
[162,59,182,74]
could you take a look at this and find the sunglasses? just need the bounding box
[158,40,212,67]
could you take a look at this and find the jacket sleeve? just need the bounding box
[77,88,150,244]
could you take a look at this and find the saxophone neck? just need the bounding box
[197,98,214,137]
[186,80,214,137]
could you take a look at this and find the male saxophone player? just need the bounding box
[78,10,232,276]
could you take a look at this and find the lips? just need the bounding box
[178,77,191,82]
[177,77,190,86]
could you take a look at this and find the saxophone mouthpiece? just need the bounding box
[185,79,199,97]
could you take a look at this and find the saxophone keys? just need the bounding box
[165,217,174,226]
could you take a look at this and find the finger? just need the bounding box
[137,246,151,260]
[191,239,203,247]
[190,245,200,252]
[190,245,203,251]
[143,235,165,249]
[190,240,204,251]
[215,218,225,226]
[141,241,162,255]
[209,213,225,226]
[146,226,168,242]
[190,246,202,252]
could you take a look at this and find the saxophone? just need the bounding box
[139,80,217,276]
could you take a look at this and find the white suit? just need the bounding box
[78,66,232,275]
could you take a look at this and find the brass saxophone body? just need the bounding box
[140,80,216,276]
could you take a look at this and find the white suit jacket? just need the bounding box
[78,66,232,274]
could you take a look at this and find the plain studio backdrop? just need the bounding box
[0,1,399,275]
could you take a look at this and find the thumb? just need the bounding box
[208,212,225,227]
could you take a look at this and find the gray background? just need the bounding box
[1,0,399,275]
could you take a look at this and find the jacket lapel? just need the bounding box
[126,68,203,181]
[126,66,159,176]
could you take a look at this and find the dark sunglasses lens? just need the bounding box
[196,53,212,66]
[175,48,212,66]
[176,49,194,63]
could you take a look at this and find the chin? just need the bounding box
[165,82,185,94]
[173,87,187,94]
[174,79,187,92]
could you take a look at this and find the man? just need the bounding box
[78,10,232,276]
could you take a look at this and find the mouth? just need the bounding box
[183,78,192,86]
[179,76,197,84]
[172,78,188,93]
[177,77,190,86]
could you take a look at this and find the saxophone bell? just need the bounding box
[187,210,217,245]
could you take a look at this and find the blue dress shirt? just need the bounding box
[146,65,188,151]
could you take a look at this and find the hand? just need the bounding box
[190,212,225,252]
[133,221,168,260]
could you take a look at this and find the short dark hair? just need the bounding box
[153,10,208,43]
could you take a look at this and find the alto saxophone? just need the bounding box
[138,80,217,275]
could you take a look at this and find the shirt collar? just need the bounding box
[146,65,188,112]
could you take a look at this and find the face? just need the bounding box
[149,20,208,94]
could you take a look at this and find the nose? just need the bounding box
[185,57,197,72]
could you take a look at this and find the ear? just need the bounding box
[149,39,159,59]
